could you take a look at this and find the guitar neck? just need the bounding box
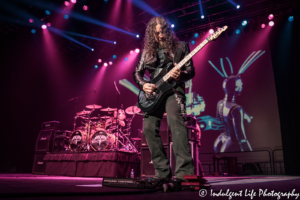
[163,39,209,81]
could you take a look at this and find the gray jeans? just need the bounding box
[143,94,194,178]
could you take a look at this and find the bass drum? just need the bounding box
[90,129,115,151]
[69,130,87,152]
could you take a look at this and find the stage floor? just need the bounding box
[0,174,300,200]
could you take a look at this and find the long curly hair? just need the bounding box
[143,16,178,58]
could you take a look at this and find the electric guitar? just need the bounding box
[137,26,228,114]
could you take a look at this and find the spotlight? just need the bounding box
[191,40,195,45]
[109,61,113,65]
[95,65,98,69]
[31,29,36,34]
[194,33,199,38]
[268,14,274,20]
[124,57,128,61]
[209,29,214,34]
[242,20,247,26]
[236,29,240,34]
[201,15,204,19]
[237,5,240,9]
[83,5,88,10]
[29,19,34,23]
[41,24,47,29]
[71,0,76,3]
[64,1,70,6]
[130,50,134,54]
[91,48,94,51]
[114,41,116,44]
[261,24,266,29]
[98,59,102,63]
[171,24,175,28]
[269,21,274,26]
[64,15,69,19]
[104,63,108,67]
[113,55,117,59]
[135,48,140,53]
[136,34,139,38]
[45,10,51,15]
[104,0,108,2]
[288,16,294,22]
[46,23,51,27]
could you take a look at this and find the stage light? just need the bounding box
[64,1,70,6]
[130,50,134,54]
[261,24,266,29]
[201,15,204,19]
[109,61,113,65]
[45,10,51,15]
[171,24,175,28]
[236,29,240,34]
[71,0,76,3]
[194,33,199,38]
[31,29,36,34]
[83,5,88,11]
[191,40,195,45]
[46,23,51,27]
[29,19,34,23]
[288,16,294,22]
[104,0,108,2]
[98,59,102,63]
[91,48,94,51]
[95,65,98,69]
[125,57,128,61]
[269,21,274,26]
[104,63,108,67]
[237,5,240,9]
[135,48,140,53]
[113,55,117,59]
[136,34,140,38]
[114,41,116,44]
[242,20,247,26]
[209,29,214,34]
[41,24,47,29]
[64,15,69,19]
[268,14,274,20]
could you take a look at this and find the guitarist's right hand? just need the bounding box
[143,83,156,95]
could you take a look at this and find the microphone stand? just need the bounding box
[114,81,120,151]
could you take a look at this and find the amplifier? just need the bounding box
[54,130,72,137]
[32,153,47,174]
[141,117,170,146]
[52,135,70,153]
[170,141,199,176]
[140,146,169,177]
[35,129,55,152]
[41,121,60,130]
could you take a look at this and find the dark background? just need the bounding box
[0,0,299,175]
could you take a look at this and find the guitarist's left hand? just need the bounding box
[170,63,181,81]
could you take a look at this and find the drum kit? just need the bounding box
[69,104,142,152]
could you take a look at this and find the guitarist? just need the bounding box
[133,17,195,181]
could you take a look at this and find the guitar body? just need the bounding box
[137,65,177,113]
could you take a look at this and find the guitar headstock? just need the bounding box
[207,26,228,41]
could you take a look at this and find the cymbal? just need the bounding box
[101,107,117,111]
[90,117,99,120]
[76,110,92,116]
[100,116,112,119]
[131,137,141,141]
[77,116,88,120]
[125,106,141,115]
[86,104,102,109]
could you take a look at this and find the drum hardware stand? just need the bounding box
[113,81,121,151]
[118,128,138,152]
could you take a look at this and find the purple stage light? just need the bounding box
[171,24,175,28]
[135,48,140,53]
[41,24,47,29]
[83,5,88,10]
[71,0,76,3]
[201,15,204,19]
[269,21,274,26]
[64,1,70,6]
[130,50,134,54]
[268,14,274,20]
[261,24,266,29]
[29,19,34,23]
[104,63,108,67]
[98,59,102,63]
[136,34,139,38]
[46,23,51,27]
[109,61,113,65]
[209,29,214,34]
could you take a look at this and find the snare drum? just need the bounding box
[90,129,115,151]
